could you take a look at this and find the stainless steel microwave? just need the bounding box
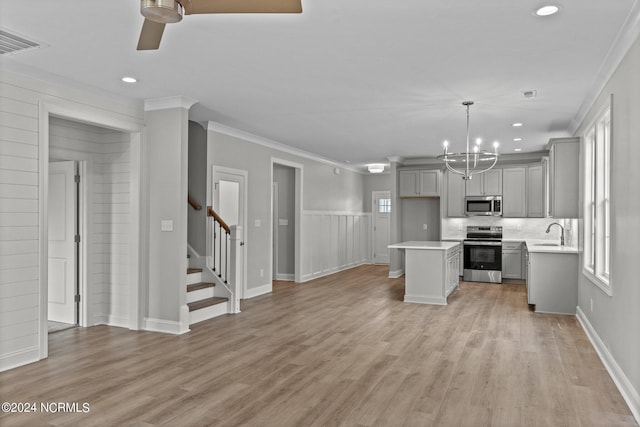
[465,195,502,216]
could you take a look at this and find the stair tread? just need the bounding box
[187,282,216,292]
[188,297,228,312]
[187,268,203,274]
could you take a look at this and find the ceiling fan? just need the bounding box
[137,0,303,50]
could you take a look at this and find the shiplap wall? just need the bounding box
[0,88,40,367]
[301,211,371,281]
[49,117,131,327]
[0,72,142,371]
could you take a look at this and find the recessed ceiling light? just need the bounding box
[121,76,137,83]
[512,122,523,127]
[535,5,559,16]
[514,148,523,152]
[513,138,523,142]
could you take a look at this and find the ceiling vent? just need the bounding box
[0,29,40,55]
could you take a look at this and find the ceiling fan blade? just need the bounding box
[137,19,166,50]
[181,0,302,15]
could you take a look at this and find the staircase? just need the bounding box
[186,267,228,325]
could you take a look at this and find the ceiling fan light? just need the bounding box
[141,0,184,24]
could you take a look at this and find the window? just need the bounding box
[583,101,611,295]
[378,198,391,213]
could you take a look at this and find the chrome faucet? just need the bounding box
[546,222,565,246]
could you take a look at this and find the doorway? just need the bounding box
[372,191,391,264]
[272,164,295,281]
[212,166,247,298]
[47,160,79,331]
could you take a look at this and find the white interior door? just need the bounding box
[213,167,247,298]
[372,191,391,264]
[48,161,77,324]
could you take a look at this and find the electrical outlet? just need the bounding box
[260,269,264,277]
[255,219,261,227]
[161,220,173,232]
[423,224,428,231]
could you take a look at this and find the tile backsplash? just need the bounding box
[442,217,579,246]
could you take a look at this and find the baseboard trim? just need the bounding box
[388,269,404,279]
[143,317,190,335]
[275,273,295,281]
[301,261,371,283]
[107,315,129,329]
[404,294,447,305]
[577,307,640,424]
[0,346,40,372]
[244,283,273,299]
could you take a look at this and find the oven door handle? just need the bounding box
[463,241,502,246]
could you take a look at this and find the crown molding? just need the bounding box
[144,96,198,112]
[570,1,640,134]
[206,121,365,174]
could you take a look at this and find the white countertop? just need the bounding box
[524,239,579,254]
[388,241,460,250]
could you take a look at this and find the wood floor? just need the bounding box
[1,265,636,426]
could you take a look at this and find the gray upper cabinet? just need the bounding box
[548,137,580,218]
[419,170,440,196]
[446,171,466,217]
[399,170,440,197]
[465,168,502,196]
[527,163,546,218]
[502,167,527,217]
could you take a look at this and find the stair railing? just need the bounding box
[188,195,202,211]
[207,207,241,313]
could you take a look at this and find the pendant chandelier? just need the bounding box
[437,101,499,180]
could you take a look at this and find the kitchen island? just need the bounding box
[388,241,461,305]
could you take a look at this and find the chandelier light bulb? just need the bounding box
[473,146,479,153]
[475,138,482,145]
[443,140,449,148]
[493,141,499,149]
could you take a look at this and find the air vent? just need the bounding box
[0,29,40,55]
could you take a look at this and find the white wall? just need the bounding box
[49,117,131,327]
[208,124,368,292]
[0,70,143,371]
[187,121,207,256]
[573,33,640,419]
[144,105,190,333]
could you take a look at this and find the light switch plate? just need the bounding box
[279,219,289,226]
[254,219,261,227]
[161,220,173,232]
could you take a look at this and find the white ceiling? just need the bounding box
[1,0,638,170]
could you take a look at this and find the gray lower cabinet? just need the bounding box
[527,248,578,314]
[502,242,523,279]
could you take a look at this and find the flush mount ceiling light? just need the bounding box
[512,122,523,127]
[535,5,560,16]
[121,76,137,83]
[367,164,385,174]
[514,148,523,152]
[437,101,499,181]
[513,137,523,142]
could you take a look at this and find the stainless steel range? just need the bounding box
[463,226,502,283]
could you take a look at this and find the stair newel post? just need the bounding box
[229,225,242,313]
[218,222,222,278]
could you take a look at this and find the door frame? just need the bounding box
[371,191,391,264]
[38,101,144,360]
[271,158,303,283]
[210,165,249,299]
[272,181,279,280]
[46,159,83,326]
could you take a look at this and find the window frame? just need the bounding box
[582,97,612,296]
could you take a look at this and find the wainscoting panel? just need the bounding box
[301,211,371,282]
